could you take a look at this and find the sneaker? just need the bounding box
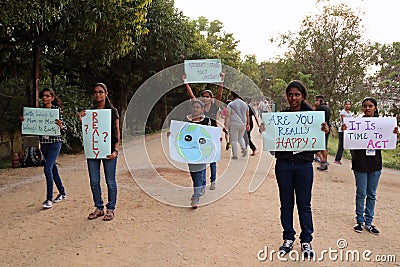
[210,182,216,190]
[42,200,53,209]
[301,242,315,258]
[54,194,67,203]
[199,187,206,198]
[334,161,342,165]
[231,156,238,160]
[354,223,363,233]
[365,225,380,235]
[317,162,328,171]
[278,239,294,255]
[241,149,247,157]
[191,198,199,209]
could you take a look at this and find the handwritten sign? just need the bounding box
[22,107,60,136]
[169,120,222,163]
[82,109,111,159]
[262,111,325,151]
[184,59,222,83]
[343,117,397,149]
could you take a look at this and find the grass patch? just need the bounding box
[0,158,12,169]
[328,135,400,170]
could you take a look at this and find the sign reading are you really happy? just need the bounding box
[262,111,325,151]
[343,117,397,149]
[22,107,60,136]
[82,109,111,159]
[184,59,222,83]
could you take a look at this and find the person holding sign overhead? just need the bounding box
[183,71,224,191]
[260,80,329,258]
[79,83,120,221]
[34,88,67,209]
[342,97,399,235]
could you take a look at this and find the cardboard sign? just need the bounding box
[262,111,325,151]
[343,117,397,149]
[22,107,60,136]
[169,120,222,163]
[184,59,222,83]
[82,109,111,159]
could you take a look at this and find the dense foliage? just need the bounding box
[0,0,398,156]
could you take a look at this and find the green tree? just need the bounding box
[275,2,373,120]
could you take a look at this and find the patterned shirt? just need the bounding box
[39,105,67,144]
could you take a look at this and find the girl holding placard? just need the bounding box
[343,97,399,235]
[39,88,67,209]
[79,83,120,221]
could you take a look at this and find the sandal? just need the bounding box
[103,210,114,221]
[88,209,105,220]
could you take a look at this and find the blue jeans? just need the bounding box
[41,142,65,201]
[87,158,118,210]
[209,162,216,183]
[275,159,314,243]
[354,170,381,226]
[189,164,206,199]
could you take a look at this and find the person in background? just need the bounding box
[37,88,67,209]
[224,91,249,159]
[79,82,120,221]
[260,80,329,257]
[184,73,224,190]
[334,100,353,164]
[244,98,260,156]
[343,97,399,235]
[313,95,331,171]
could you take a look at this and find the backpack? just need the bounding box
[22,147,46,167]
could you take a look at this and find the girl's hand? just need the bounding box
[259,123,266,132]
[79,110,86,122]
[106,151,118,159]
[55,119,63,129]
[321,122,329,133]
[394,126,399,135]
[341,123,347,131]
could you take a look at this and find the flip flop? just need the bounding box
[103,210,114,221]
[88,209,105,220]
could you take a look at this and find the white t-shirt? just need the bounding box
[338,109,353,132]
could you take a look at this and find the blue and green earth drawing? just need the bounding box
[175,124,215,162]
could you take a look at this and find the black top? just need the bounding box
[351,149,382,172]
[204,102,219,127]
[316,103,331,128]
[274,104,315,163]
[185,115,212,126]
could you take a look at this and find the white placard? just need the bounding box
[343,117,397,149]
[169,120,222,163]
[82,109,112,159]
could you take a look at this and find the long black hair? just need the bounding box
[362,97,379,117]
[39,88,62,108]
[93,82,115,109]
[285,80,312,111]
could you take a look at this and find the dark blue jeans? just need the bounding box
[87,158,118,210]
[41,142,65,201]
[334,131,344,162]
[209,162,216,183]
[275,159,314,243]
[188,164,206,199]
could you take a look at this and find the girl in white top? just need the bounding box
[334,100,353,164]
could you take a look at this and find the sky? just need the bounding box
[174,0,399,62]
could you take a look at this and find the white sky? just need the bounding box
[174,0,399,62]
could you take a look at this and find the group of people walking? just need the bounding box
[27,76,398,256]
